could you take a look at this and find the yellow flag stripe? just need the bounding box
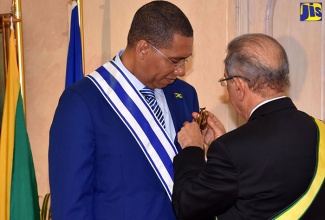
[274,118,325,219]
[0,29,20,220]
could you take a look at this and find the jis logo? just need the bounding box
[300,2,322,21]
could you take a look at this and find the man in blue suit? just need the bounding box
[49,1,199,219]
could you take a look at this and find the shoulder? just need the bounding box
[56,77,106,114]
[62,77,100,99]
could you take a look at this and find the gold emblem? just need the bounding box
[194,107,209,130]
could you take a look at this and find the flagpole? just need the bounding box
[76,0,85,75]
[12,0,26,112]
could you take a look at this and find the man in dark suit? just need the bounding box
[49,1,199,219]
[172,33,325,220]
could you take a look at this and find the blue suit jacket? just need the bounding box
[49,75,199,220]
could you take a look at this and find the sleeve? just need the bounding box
[172,141,238,220]
[49,88,95,220]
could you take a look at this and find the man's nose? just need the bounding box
[173,65,186,77]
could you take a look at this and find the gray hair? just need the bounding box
[224,33,290,96]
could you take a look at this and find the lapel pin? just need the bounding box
[174,93,183,98]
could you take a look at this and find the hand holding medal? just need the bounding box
[194,107,209,131]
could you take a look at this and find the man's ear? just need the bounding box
[136,40,149,59]
[233,77,247,101]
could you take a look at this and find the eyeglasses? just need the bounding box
[149,43,190,70]
[218,75,251,87]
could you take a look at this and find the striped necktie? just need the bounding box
[140,87,166,128]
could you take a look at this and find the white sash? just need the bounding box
[87,61,178,200]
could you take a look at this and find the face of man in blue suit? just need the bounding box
[121,34,193,89]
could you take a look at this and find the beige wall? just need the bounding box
[1,0,324,201]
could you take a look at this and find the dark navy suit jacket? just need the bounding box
[173,98,324,220]
[49,76,199,220]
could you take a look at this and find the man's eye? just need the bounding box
[172,59,183,64]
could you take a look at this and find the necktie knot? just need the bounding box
[140,87,155,101]
[140,87,166,128]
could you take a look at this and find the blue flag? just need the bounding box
[66,1,84,88]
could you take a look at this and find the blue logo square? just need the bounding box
[300,2,322,21]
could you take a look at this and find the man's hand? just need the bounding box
[177,121,204,149]
[178,111,226,151]
[199,112,226,146]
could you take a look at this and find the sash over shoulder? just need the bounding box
[272,118,325,219]
[87,60,178,200]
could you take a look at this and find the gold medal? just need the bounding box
[194,107,209,130]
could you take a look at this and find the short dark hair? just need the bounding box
[224,33,290,96]
[127,1,193,48]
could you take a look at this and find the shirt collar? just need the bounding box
[114,50,163,94]
[114,50,146,91]
[250,96,286,116]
